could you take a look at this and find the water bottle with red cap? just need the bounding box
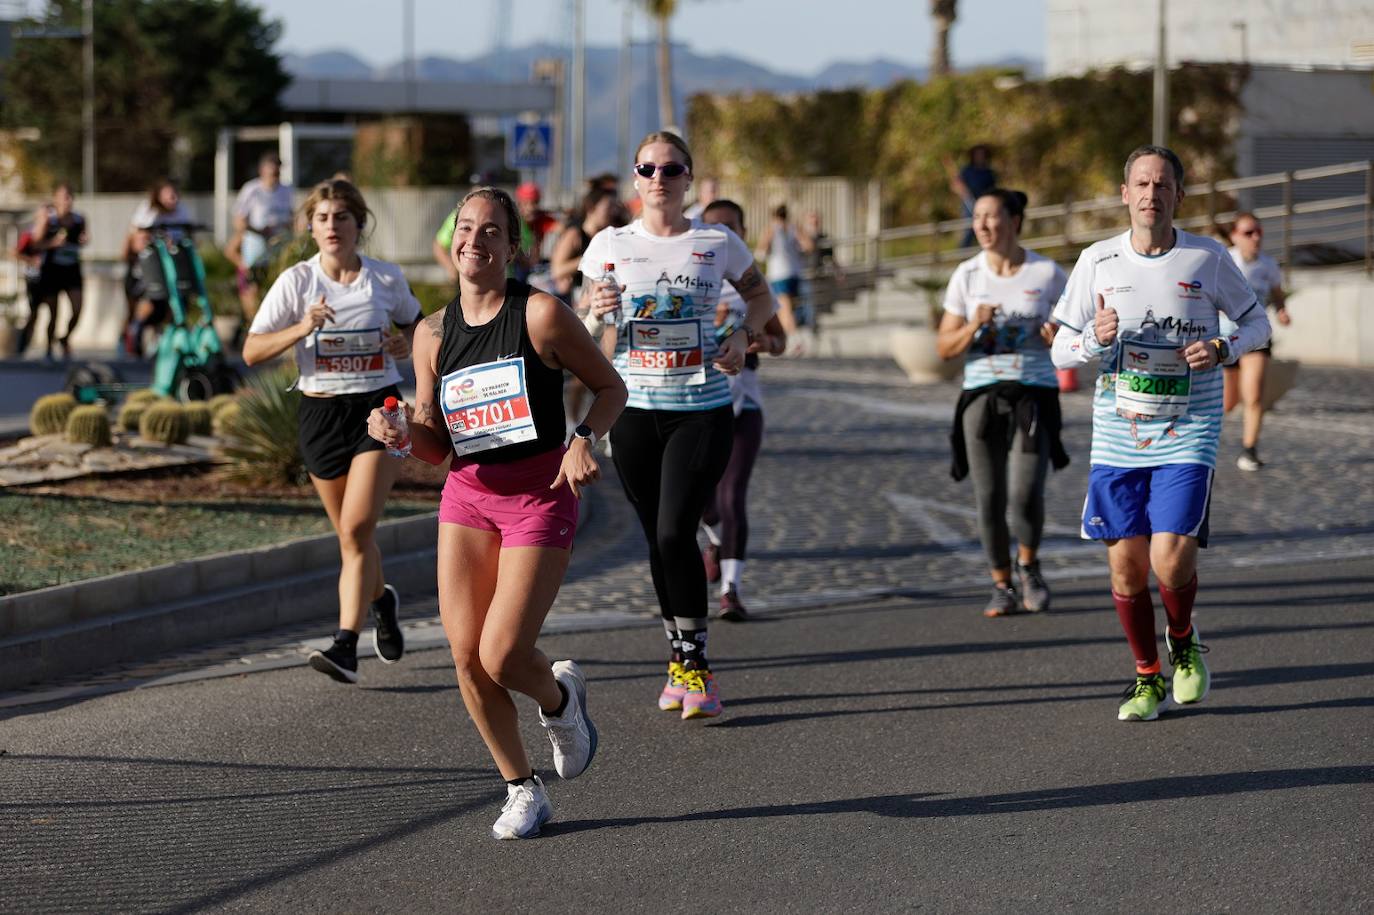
[380,396,411,458]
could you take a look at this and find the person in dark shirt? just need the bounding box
[946,145,998,249]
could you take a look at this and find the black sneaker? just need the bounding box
[308,640,359,684]
[982,585,1022,618]
[1236,446,1263,472]
[371,584,404,664]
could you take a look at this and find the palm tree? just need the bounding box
[640,0,679,131]
[931,0,957,77]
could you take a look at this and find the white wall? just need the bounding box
[1047,0,1374,76]
[1272,275,1374,367]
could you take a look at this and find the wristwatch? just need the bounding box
[1210,337,1230,365]
[571,424,597,447]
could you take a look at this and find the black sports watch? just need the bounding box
[571,423,597,447]
[1210,337,1230,365]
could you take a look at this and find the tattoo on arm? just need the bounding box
[423,311,444,339]
[734,266,765,295]
[414,401,438,429]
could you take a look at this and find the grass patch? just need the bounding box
[0,492,434,595]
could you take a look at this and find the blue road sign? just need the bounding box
[510,122,553,170]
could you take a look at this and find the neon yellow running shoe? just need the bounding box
[680,668,722,719]
[1166,626,1211,705]
[658,661,687,711]
[1117,672,1170,722]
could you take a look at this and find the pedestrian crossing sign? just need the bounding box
[510,122,553,169]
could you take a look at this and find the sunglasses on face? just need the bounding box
[633,162,689,179]
[1239,228,1262,236]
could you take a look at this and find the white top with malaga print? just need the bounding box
[579,219,755,412]
[1052,230,1262,469]
[942,249,1067,390]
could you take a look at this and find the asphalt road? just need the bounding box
[3,554,1371,914]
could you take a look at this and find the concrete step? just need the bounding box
[807,322,911,359]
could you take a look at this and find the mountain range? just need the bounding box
[283,43,1041,177]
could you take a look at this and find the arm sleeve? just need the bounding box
[249,266,306,335]
[721,228,755,282]
[1213,252,1271,362]
[1051,250,1109,368]
[385,265,423,325]
[233,183,253,218]
[577,229,609,280]
[941,264,969,319]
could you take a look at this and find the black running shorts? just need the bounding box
[297,385,399,480]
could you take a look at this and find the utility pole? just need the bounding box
[571,0,586,189]
[1152,0,1168,148]
[618,3,632,171]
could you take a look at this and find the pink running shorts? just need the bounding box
[438,446,578,550]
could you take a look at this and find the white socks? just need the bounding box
[720,558,744,595]
[701,522,722,547]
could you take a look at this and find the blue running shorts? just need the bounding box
[1080,463,1214,547]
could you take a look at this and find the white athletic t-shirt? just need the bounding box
[942,250,1067,390]
[1052,230,1260,468]
[251,254,421,396]
[1219,248,1282,336]
[579,219,754,412]
[233,178,295,235]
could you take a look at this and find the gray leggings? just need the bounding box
[961,393,1050,569]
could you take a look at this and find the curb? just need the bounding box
[0,512,439,691]
[0,473,607,693]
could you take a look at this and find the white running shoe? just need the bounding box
[539,659,598,779]
[491,776,552,840]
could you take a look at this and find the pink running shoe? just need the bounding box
[658,661,687,711]
[680,668,722,720]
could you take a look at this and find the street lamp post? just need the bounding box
[1152,0,1168,148]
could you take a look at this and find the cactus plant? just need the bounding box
[65,405,113,447]
[207,393,237,418]
[125,388,162,406]
[212,400,243,438]
[29,392,78,436]
[139,402,190,445]
[118,400,149,432]
[184,401,214,437]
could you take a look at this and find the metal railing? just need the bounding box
[833,159,1374,282]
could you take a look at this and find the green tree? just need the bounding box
[1,0,288,191]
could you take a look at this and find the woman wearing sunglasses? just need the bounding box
[1220,212,1288,472]
[579,132,775,719]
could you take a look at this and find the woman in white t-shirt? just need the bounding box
[243,178,421,684]
[580,131,775,720]
[1221,212,1289,472]
[937,188,1070,618]
[754,204,804,339]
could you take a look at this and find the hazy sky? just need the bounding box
[255,0,1046,74]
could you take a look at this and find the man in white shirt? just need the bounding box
[227,151,295,330]
[1052,145,1271,723]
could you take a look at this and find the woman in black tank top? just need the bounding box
[368,187,626,839]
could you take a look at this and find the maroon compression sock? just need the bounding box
[1159,575,1199,640]
[1112,589,1158,672]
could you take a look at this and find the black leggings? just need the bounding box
[611,405,734,623]
[703,408,764,560]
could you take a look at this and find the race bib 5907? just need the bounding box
[313,327,386,390]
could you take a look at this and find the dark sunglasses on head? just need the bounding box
[633,162,689,179]
[1240,228,1261,236]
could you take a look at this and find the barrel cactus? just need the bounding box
[139,402,190,445]
[118,400,149,432]
[65,405,112,447]
[30,392,77,436]
[184,401,214,437]
[212,400,242,438]
[207,393,237,418]
[126,388,162,406]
